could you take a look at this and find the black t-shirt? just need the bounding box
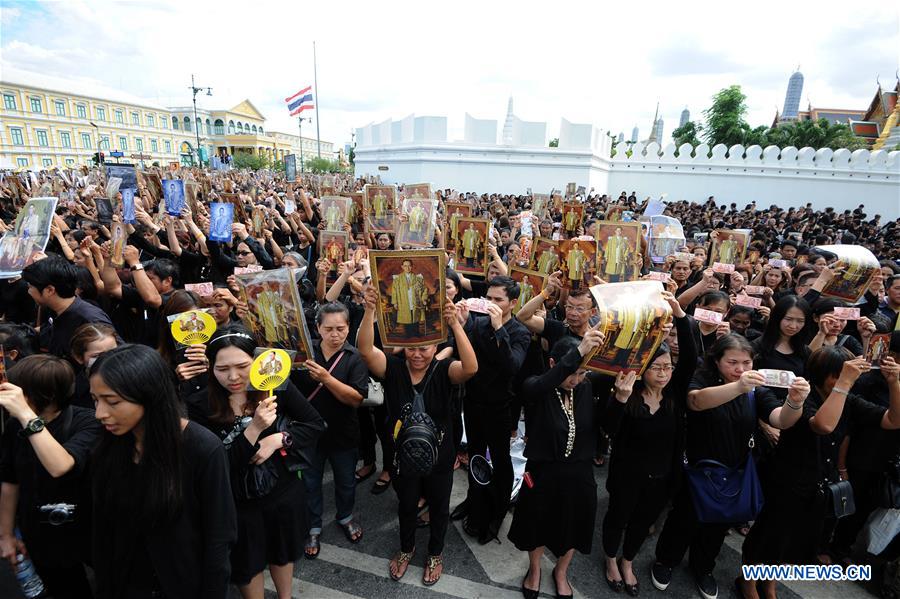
[0,406,101,564]
[291,341,369,450]
[384,355,455,469]
[0,277,36,324]
[686,369,768,467]
[541,318,583,351]
[751,340,809,400]
[47,297,114,360]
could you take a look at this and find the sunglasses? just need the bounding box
[236,250,252,256]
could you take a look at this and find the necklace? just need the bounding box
[555,388,576,458]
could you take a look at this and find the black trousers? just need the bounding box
[655,482,731,578]
[603,475,670,561]
[394,467,453,555]
[463,401,514,534]
[32,559,94,599]
[358,404,394,474]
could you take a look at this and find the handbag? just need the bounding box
[684,390,764,523]
[361,378,384,407]
[823,480,856,519]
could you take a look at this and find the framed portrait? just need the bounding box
[344,191,366,230]
[453,217,490,277]
[444,202,472,252]
[531,193,550,220]
[219,192,248,223]
[565,182,577,198]
[509,266,547,315]
[284,154,297,182]
[561,202,584,236]
[644,215,686,264]
[321,195,350,232]
[110,222,127,268]
[815,245,880,303]
[558,238,597,291]
[363,184,397,233]
[595,220,642,282]
[209,202,234,243]
[582,281,673,376]
[122,188,136,224]
[251,206,267,238]
[369,250,447,348]
[163,179,185,216]
[0,196,58,279]
[235,268,314,367]
[528,237,560,274]
[319,230,349,285]
[606,205,627,222]
[709,229,748,266]
[402,183,432,200]
[397,198,437,248]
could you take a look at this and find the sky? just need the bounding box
[1,0,897,149]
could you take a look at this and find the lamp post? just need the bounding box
[89,121,101,164]
[297,117,311,172]
[189,74,212,167]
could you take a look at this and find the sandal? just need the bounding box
[355,463,375,484]
[371,477,391,495]
[389,550,415,581]
[304,534,320,560]
[340,519,363,543]
[423,554,443,586]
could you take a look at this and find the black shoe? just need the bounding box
[551,566,573,599]
[450,500,468,521]
[521,568,540,599]
[605,575,624,593]
[651,562,672,591]
[624,580,639,597]
[462,517,480,538]
[696,573,718,599]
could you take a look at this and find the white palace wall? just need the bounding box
[354,117,900,219]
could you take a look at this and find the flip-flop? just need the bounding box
[389,550,415,581]
[340,519,363,544]
[304,534,320,560]
[423,554,443,587]
[371,477,391,495]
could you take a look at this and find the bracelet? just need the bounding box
[838,468,848,472]
[785,399,803,410]
[832,387,850,396]
[540,289,550,299]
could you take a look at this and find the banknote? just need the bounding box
[694,308,723,324]
[734,294,762,308]
[712,262,735,273]
[744,285,767,295]
[759,368,796,388]
[833,307,860,320]
[185,282,215,297]
[466,297,493,314]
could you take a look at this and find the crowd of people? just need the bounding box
[0,165,897,599]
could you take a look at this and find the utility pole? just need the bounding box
[189,74,212,167]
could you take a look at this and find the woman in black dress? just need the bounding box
[90,344,237,599]
[186,325,324,599]
[651,334,810,599]
[357,286,478,586]
[508,327,605,599]
[602,291,697,596]
[739,348,900,599]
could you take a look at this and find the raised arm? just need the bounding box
[687,369,766,412]
[358,286,387,378]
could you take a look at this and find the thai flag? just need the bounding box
[285,86,314,116]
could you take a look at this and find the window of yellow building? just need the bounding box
[76,104,87,119]
[16,157,28,168]
[10,128,24,145]
[60,132,72,148]
[3,94,16,110]
[164,139,171,153]
[99,136,110,150]
[81,133,92,149]
[96,106,106,121]
[55,100,66,117]
[147,114,155,128]
[42,158,52,168]
[30,97,42,113]
[161,114,168,129]
[118,136,128,151]
[115,109,124,124]
[135,138,143,151]
[150,138,158,152]
[36,130,49,147]
[65,159,75,166]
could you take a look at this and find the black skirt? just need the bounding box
[230,476,307,585]
[507,459,597,557]
[742,479,824,565]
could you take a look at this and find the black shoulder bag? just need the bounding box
[394,362,443,477]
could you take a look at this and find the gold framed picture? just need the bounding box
[709,229,749,266]
[363,184,397,233]
[321,196,351,232]
[558,238,597,290]
[318,230,349,285]
[453,217,490,277]
[595,220,642,282]
[396,197,437,248]
[509,266,547,315]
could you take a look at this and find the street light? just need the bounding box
[297,117,312,172]
[89,121,102,164]
[189,74,212,167]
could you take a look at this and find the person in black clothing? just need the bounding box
[187,326,324,599]
[291,302,369,558]
[358,285,478,586]
[156,289,209,396]
[69,323,120,409]
[508,328,605,599]
[0,355,101,598]
[22,256,113,360]
[90,344,237,599]
[602,291,696,596]
[0,323,39,364]
[457,275,531,544]
[740,347,900,599]
[208,222,275,275]
[652,334,810,599]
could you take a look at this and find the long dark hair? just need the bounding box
[90,344,184,527]
[625,343,676,417]
[759,295,811,357]
[204,324,263,424]
[156,289,201,366]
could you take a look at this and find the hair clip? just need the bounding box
[210,332,254,343]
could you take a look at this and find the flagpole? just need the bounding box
[313,40,321,159]
[297,116,305,173]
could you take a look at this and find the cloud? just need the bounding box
[649,43,744,76]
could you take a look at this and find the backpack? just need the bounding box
[394,363,443,477]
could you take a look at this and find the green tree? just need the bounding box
[671,121,702,149]
[271,159,285,172]
[764,118,867,151]
[702,85,753,147]
[231,152,270,170]
[307,156,342,173]
[548,138,559,147]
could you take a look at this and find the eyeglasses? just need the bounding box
[647,365,674,373]
[236,251,252,256]
[565,304,590,313]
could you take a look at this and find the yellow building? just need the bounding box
[0,66,334,170]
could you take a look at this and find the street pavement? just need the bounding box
[1,451,881,598]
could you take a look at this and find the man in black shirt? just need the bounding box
[458,276,531,543]
[22,257,113,361]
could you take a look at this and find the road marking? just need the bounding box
[264,571,364,598]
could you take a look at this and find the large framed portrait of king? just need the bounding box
[444,202,472,252]
[396,198,437,248]
[369,250,448,348]
[509,266,547,315]
[320,196,350,232]
[318,230,349,285]
[363,184,397,233]
[401,183,432,200]
[595,220,642,283]
[558,238,597,291]
[709,229,748,266]
[453,217,490,277]
[528,237,560,274]
[582,281,673,376]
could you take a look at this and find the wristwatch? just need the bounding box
[18,417,45,438]
[130,263,144,271]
